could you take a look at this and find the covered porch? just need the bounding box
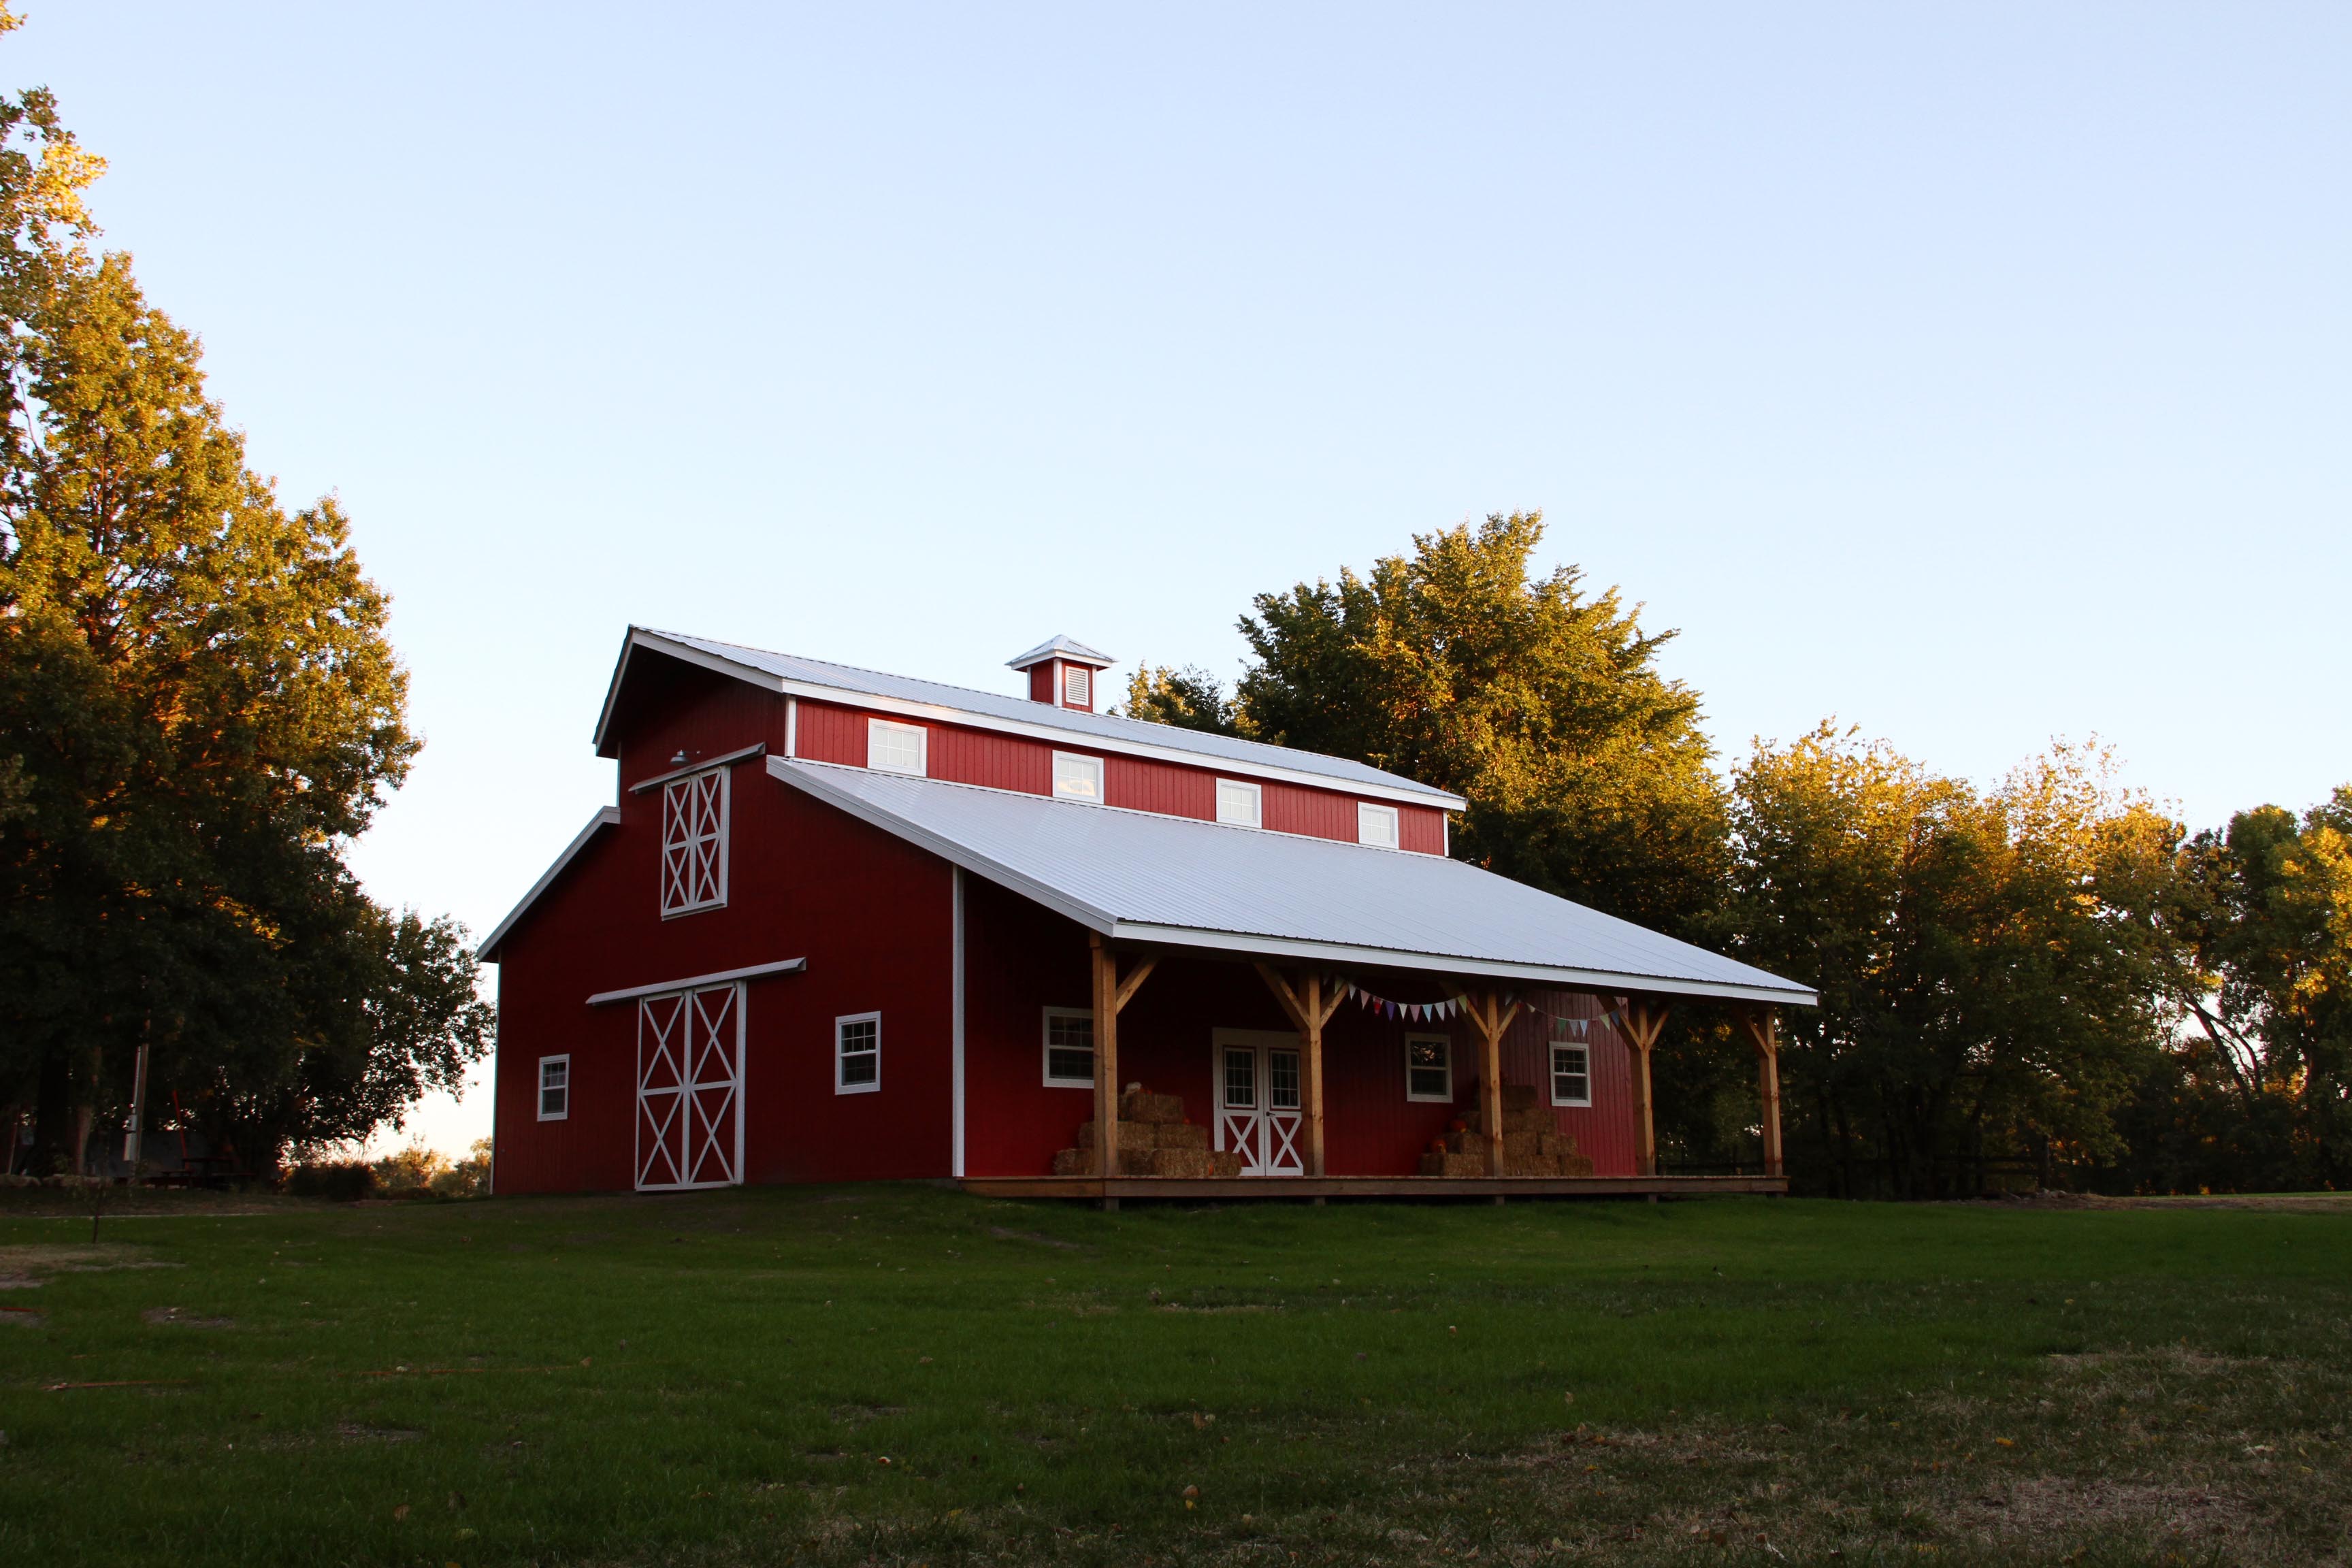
[994,934,1793,1205]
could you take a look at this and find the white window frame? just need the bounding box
[1404,1034,1452,1102]
[1358,801,1400,849]
[538,1054,571,1121]
[866,718,928,777]
[1041,1007,1095,1087]
[836,1012,882,1095]
[1215,778,1262,828]
[659,768,730,917]
[1051,751,1105,804]
[1550,1042,1592,1107]
[1063,664,1092,708]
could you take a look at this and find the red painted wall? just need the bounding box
[493,706,956,1194]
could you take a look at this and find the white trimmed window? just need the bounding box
[1052,751,1105,802]
[1405,1035,1452,1102]
[1215,778,1262,828]
[867,719,927,776]
[836,1013,881,1094]
[1358,802,1400,849]
[538,1055,570,1120]
[660,769,729,915]
[1043,1007,1094,1086]
[1550,1042,1591,1107]
[1064,664,1092,708]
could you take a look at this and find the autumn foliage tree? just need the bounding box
[1128,512,1729,935]
[0,26,489,1175]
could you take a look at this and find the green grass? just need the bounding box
[3,1186,2349,1567]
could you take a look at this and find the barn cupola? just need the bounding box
[1007,635,1115,713]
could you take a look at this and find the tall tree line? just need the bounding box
[1126,514,2351,1196]
[0,19,489,1177]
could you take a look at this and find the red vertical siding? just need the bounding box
[493,695,956,1194]
[1027,663,1056,705]
[792,697,868,767]
[1105,753,1216,819]
[1399,804,1447,856]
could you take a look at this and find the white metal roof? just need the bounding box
[1006,634,1113,670]
[768,759,1816,1007]
[598,627,1465,810]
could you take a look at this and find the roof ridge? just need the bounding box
[647,626,1448,789]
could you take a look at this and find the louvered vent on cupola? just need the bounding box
[1006,636,1114,714]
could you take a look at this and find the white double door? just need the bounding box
[635,983,744,1191]
[1213,1028,1304,1176]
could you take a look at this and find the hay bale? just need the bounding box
[1147,1147,1215,1179]
[1051,1147,1095,1176]
[1501,1083,1542,1113]
[1075,1120,1157,1153]
[1154,1122,1209,1152]
[1558,1153,1595,1178]
[1209,1149,1244,1177]
[1537,1131,1580,1159]
[1418,1150,1486,1178]
[1119,1090,1186,1126]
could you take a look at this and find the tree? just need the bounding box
[0,31,489,1175]
[1132,512,1729,933]
[1119,664,1241,736]
[1720,724,2180,1196]
[2146,789,2352,1190]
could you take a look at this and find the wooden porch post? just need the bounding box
[1253,964,1342,1179]
[1460,989,1522,1179]
[1088,935,1162,1208]
[1617,997,1669,1178]
[1091,934,1117,1197]
[1742,1008,1784,1179]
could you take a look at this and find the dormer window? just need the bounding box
[867,718,927,777]
[1358,802,1399,849]
[1064,664,1091,708]
[1215,779,1261,828]
[1053,751,1105,803]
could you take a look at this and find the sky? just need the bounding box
[14,4,2348,1156]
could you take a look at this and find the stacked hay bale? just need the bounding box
[1051,1085,1243,1177]
[1416,1083,1596,1177]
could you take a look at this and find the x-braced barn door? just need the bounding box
[1213,1029,1304,1176]
[636,983,744,1190]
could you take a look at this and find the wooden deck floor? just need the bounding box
[958,1174,1786,1200]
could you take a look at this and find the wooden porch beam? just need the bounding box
[1090,934,1120,1200]
[1252,964,1342,1178]
[1742,1007,1784,1180]
[1460,988,1522,1179]
[1113,953,1160,1014]
[1616,996,1669,1179]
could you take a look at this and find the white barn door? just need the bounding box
[636,983,745,1190]
[1212,1028,1305,1176]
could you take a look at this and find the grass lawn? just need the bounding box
[2,1185,2348,1567]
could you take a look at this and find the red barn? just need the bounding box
[479,629,1814,1202]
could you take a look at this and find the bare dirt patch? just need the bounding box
[0,1243,182,1289]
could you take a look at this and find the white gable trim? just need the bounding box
[477,806,622,961]
[606,627,1464,811]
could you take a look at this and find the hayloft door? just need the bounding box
[635,983,745,1190]
[1213,1029,1305,1177]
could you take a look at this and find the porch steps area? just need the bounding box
[1418,1083,1598,1179]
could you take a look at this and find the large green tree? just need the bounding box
[2120,789,2352,1192]
[0,26,489,1175]
[1719,725,2180,1196]
[1128,512,1728,934]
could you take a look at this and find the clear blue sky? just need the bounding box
[17,5,2348,1152]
